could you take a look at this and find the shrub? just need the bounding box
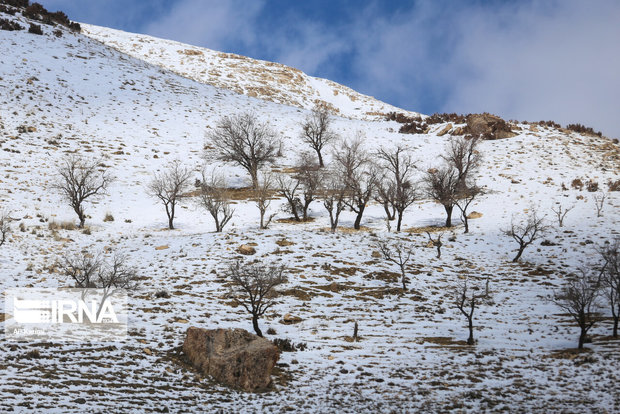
[608,179,620,192]
[537,120,562,129]
[3,0,29,8]
[272,338,307,352]
[103,212,114,222]
[23,2,45,20]
[48,220,76,231]
[566,123,602,137]
[27,22,42,35]
[571,178,584,190]
[0,5,17,15]
[0,17,23,31]
[586,180,599,192]
[426,113,467,124]
[154,290,170,299]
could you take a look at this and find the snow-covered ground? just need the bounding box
[0,8,619,413]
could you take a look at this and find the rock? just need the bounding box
[465,113,516,140]
[437,123,453,136]
[281,313,302,324]
[183,327,279,392]
[238,244,256,255]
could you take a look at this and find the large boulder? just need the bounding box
[183,327,279,392]
[465,113,516,139]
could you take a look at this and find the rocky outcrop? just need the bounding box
[238,244,256,255]
[183,327,279,392]
[465,113,516,140]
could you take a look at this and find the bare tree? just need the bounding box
[455,184,484,234]
[254,173,276,229]
[207,112,281,189]
[0,210,10,247]
[427,136,482,229]
[503,209,549,262]
[54,155,112,228]
[376,146,418,231]
[198,170,234,232]
[278,154,323,222]
[552,269,601,349]
[377,239,413,291]
[551,203,575,227]
[300,104,337,167]
[442,135,481,183]
[453,277,491,345]
[599,238,620,337]
[277,173,302,221]
[426,232,443,259]
[60,251,138,319]
[592,191,606,217]
[147,160,193,230]
[226,260,287,337]
[334,137,378,230]
[296,154,323,221]
[425,166,459,227]
[321,170,348,232]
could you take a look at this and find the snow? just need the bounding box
[0,7,619,413]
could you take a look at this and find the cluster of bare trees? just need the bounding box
[552,238,620,348]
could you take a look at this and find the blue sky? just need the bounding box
[40,0,620,138]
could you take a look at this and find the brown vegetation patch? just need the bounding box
[418,336,469,347]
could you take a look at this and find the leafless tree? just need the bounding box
[60,251,102,289]
[503,209,549,262]
[425,166,459,227]
[427,136,482,228]
[296,154,323,221]
[254,173,276,229]
[321,170,348,232]
[599,238,620,337]
[592,191,606,217]
[54,155,112,228]
[300,104,337,167]
[377,239,413,291]
[198,170,234,232]
[376,146,418,231]
[455,184,484,234]
[207,112,281,189]
[0,210,10,247]
[551,203,575,227]
[277,173,302,221]
[226,260,287,337]
[334,137,378,229]
[426,231,443,259]
[147,160,193,230]
[442,135,481,183]
[60,251,138,319]
[552,269,602,349]
[453,277,491,345]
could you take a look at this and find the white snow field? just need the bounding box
[0,8,619,413]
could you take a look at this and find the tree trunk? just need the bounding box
[317,150,324,168]
[76,205,85,228]
[613,316,618,338]
[252,315,262,337]
[463,215,469,233]
[400,268,407,291]
[444,205,453,227]
[512,246,525,262]
[578,328,586,349]
[467,316,474,345]
[353,204,365,230]
[250,169,259,190]
[396,210,404,232]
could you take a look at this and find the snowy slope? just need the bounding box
[81,23,420,120]
[0,7,619,413]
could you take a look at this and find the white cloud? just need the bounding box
[142,0,265,52]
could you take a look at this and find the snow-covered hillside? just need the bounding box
[0,6,619,413]
[81,24,420,121]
